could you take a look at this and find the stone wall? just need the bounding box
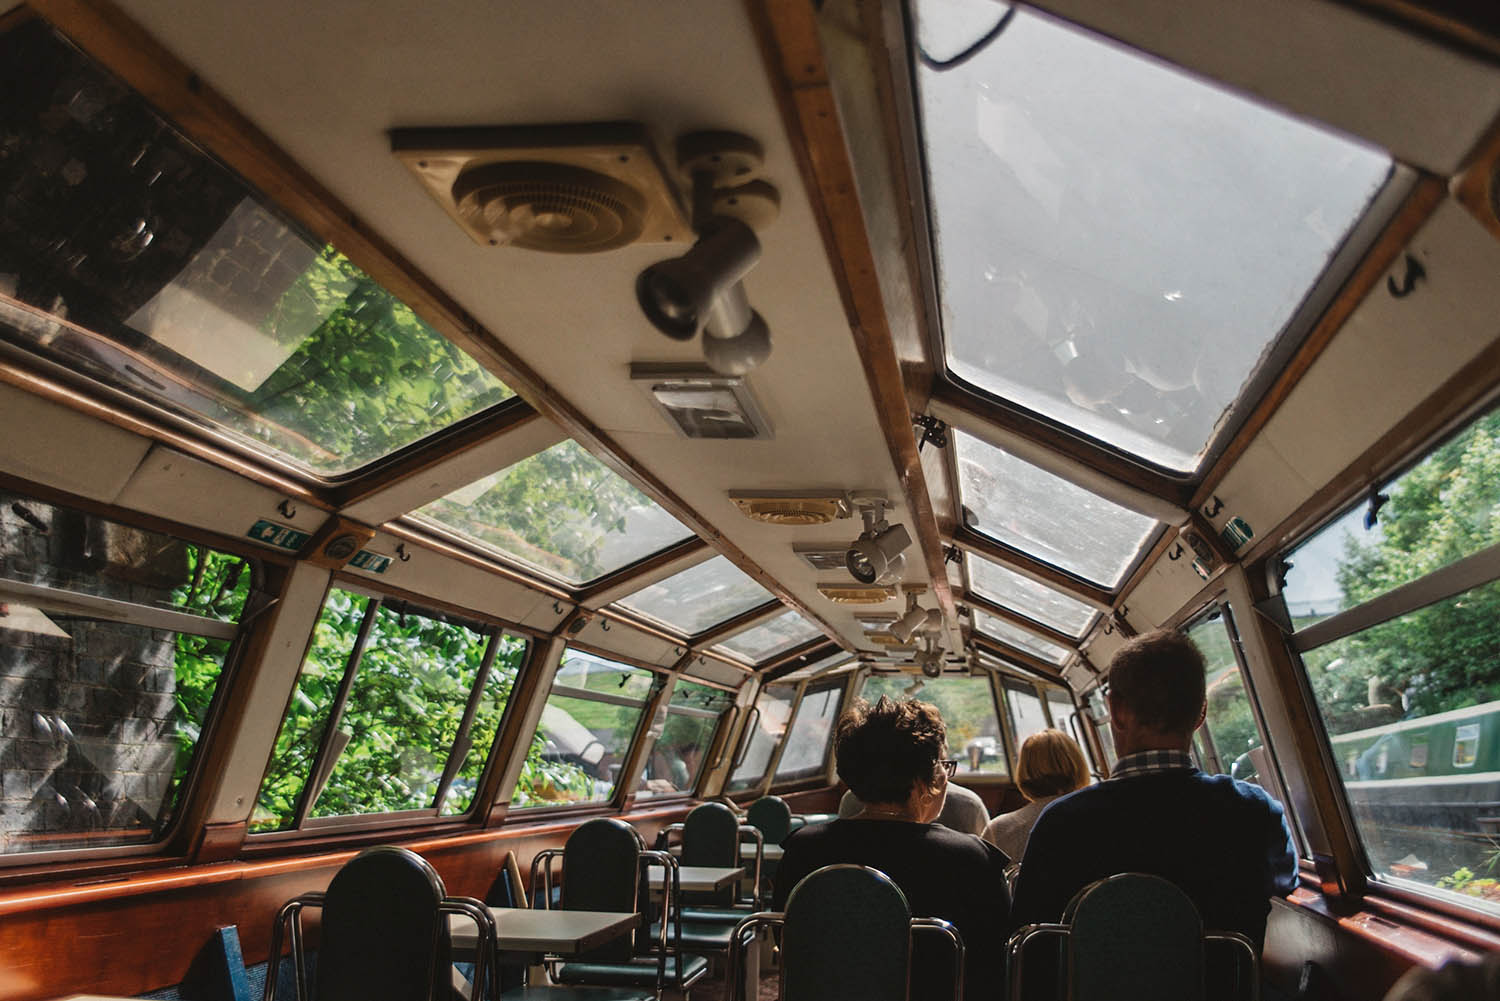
[0,496,189,853]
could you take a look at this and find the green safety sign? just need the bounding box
[247,519,309,552]
[349,549,392,574]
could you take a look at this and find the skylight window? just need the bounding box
[0,22,514,476]
[617,555,773,636]
[974,609,1071,665]
[955,432,1157,586]
[715,610,823,664]
[912,3,1392,471]
[966,553,1097,637]
[413,440,694,585]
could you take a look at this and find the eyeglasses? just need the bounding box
[938,759,958,778]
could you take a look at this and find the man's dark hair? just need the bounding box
[1107,630,1207,735]
[834,695,946,804]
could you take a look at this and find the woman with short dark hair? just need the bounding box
[773,696,1010,1001]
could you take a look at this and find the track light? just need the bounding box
[889,586,941,644]
[916,635,944,678]
[636,216,771,375]
[903,677,926,697]
[846,494,912,585]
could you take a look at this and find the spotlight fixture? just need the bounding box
[903,677,926,697]
[889,585,938,644]
[846,493,912,585]
[635,131,780,375]
[916,635,945,678]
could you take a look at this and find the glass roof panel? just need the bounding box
[555,648,656,701]
[913,3,1392,471]
[966,552,1097,637]
[715,610,824,663]
[413,439,694,585]
[0,22,514,476]
[955,432,1158,586]
[974,609,1072,665]
[617,556,773,635]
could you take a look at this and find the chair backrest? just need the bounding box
[745,796,792,845]
[781,865,912,1001]
[563,818,646,962]
[316,846,449,1001]
[683,801,741,905]
[1063,873,1205,1001]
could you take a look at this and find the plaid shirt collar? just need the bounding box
[1109,749,1195,780]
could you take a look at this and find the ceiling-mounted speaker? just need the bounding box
[391,123,691,253]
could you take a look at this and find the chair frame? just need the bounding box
[531,845,700,998]
[654,821,766,909]
[1005,878,1261,1001]
[265,890,497,1001]
[726,865,965,1001]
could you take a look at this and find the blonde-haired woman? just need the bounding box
[982,729,1090,862]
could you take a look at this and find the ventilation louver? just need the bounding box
[392,123,691,253]
[729,492,849,526]
[817,584,897,605]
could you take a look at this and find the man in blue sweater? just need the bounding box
[1009,630,1297,991]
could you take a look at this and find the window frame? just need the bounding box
[765,676,852,794]
[249,579,533,839]
[631,677,735,804]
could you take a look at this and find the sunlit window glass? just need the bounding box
[716,610,823,664]
[1186,611,1267,781]
[913,2,1390,471]
[955,432,1158,587]
[0,493,252,854]
[727,685,796,792]
[1003,678,1050,752]
[861,674,1009,777]
[973,609,1071,664]
[967,553,1097,637]
[414,440,694,586]
[617,556,773,635]
[512,650,653,809]
[0,23,514,476]
[1282,408,1500,627]
[774,683,845,784]
[637,681,733,799]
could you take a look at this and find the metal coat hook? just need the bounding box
[1202,495,1224,519]
[277,499,297,519]
[599,618,611,632]
[1386,254,1426,299]
[1168,543,1184,561]
[553,600,566,615]
[395,543,411,562]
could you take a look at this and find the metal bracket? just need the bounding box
[913,413,949,451]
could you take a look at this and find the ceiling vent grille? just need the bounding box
[729,492,849,526]
[817,584,897,605]
[392,123,691,253]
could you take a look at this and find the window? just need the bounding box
[512,649,655,809]
[1002,677,1050,752]
[1083,687,1117,772]
[1286,405,1500,913]
[912,1,1391,472]
[252,590,525,830]
[967,553,1097,637]
[860,674,1009,777]
[1044,687,1078,738]
[973,608,1071,664]
[773,683,845,785]
[1186,609,1269,782]
[0,22,514,477]
[413,440,693,585]
[617,556,773,636]
[0,492,253,855]
[727,685,796,792]
[636,680,733,799]
[715,609,823,664]
[955,432,1158,587]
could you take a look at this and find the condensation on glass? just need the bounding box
[0,22,514,477]
[773,683,845,785]
[414,439,694,586]
[861,674,1010,777]
[637,680,732,799]
[512,649,654,809]
[251,589,525,830]
[727,685,796,792]
[967,553,1097,637]
[617,555,772,636]
[912,2,1391,471]
[955,432,1158,586]
[1285,404,1500,915]
[715,609,823,664]
[973,608,1071,665]
[0,491,252,855]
